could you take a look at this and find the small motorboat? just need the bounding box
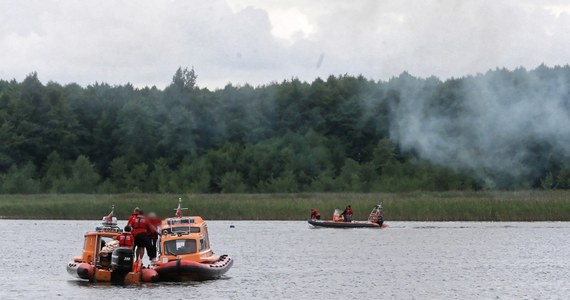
[152,199,233,281]
[66,206,159,284]
[308,204,388,229]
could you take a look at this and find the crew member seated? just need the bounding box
[164,239,197,255]
[341,205,353,222]
[310,208,321,220]
[177,239,197,255]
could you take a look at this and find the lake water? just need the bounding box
[0,220,568,299]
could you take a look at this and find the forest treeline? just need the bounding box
[0,66,568,193]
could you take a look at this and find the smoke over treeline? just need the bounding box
[389,65,570,188]
[0,65,568,193]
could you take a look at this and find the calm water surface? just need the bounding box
[0,220,568,299]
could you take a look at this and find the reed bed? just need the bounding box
[1,191,570,221]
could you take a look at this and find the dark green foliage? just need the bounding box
[109,157,129,192]
[3,191,570,221]
[64,155,100,193]
[1,162,40,193]
[150,158,176,193]
[220,171,247,193]
[41,151,68,193]
[0,66,566,193]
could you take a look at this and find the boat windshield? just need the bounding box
[164,239,197,255]
[98,236,115,251]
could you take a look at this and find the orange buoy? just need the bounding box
[77,263,94,280]
[141,268,159,283]
[132,259,142,273]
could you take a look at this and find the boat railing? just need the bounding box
[95,225,122,233]
[162,218,199,236]
[96,206,121,232]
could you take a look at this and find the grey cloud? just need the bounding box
[1,0,570,89]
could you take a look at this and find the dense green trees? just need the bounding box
[0,66,568,193]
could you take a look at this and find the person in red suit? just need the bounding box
[146,212,162,262]
[127,207,140,225]
[341,205,353,222]
[116,225,134,248]
[128,210,157,261]
[310,208,321,220]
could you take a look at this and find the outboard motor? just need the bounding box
[377,215,384,226]
[111,247,134,273]
[368,204,384,226]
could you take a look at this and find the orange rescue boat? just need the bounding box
[152,199,233,281]
[66,206,158,284]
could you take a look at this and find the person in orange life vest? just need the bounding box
[310,208,321,220]
[115,225,134,248]
[128,210,157,261]
[127,207,140,226]
[146,212,162,262]
[341,205,353,222]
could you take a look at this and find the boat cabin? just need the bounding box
[76,217,121,263]
[158,216,214,263]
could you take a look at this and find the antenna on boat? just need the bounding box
[99,204,118,231]
[175,198,188,218]
[104,205,114,223]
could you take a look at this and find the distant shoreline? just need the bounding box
[0,191,569,221]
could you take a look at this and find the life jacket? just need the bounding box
[127,213,139,227]
[117,232,133,247]
[131,215,148,236]
[310,209,320,218]
[346,208,353,216]
[147,217,162,238]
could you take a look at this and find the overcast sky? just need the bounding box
[1,0,570,89]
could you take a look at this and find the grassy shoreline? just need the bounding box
[1,191,570,221]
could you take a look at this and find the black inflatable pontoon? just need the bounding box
[308,219,387,228]
[154,255,233,281]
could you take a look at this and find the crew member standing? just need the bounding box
[128,207,140,225]
[128,210,157,261]
[146,212,162,262]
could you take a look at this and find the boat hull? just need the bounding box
[155,255,233,281]
[66,260,158,283]
[308,220,388,228]
[67,261,95,280]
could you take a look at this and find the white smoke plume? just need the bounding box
[388,65,570,187]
